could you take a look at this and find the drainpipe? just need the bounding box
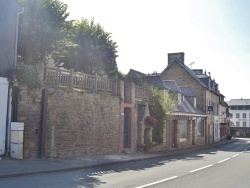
[5,6,24,156]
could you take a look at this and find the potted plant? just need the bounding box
[144,116,157,128]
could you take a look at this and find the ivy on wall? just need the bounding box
[149,87,176,144]
[14,64,41,90]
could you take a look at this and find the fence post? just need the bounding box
[143,81,145,101]
[69,69,74,91]
[55,67,59,86]
[94,73,97,93]
[39,63,45,88]
[81,73,85,90]
[114,77,118,95]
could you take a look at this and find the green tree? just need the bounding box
[149,87,176,144]
[52,18,119,77]
[17,0,69,65]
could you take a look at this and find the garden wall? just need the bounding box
[18,87,123,159]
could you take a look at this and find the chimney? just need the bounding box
[168,52,185,65]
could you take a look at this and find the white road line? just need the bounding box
[190,165,212,173]
[218,158,230,163]
[232,154,239,158]
[135,176,178,188]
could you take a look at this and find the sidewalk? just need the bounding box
[0,139,237,179]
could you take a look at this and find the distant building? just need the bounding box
[228,99,250,127]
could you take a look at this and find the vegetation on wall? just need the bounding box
[149,87,176,144]
[14,64,41,90]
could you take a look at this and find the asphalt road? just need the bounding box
[0,138,249,188]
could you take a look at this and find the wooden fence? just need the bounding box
[42,66,119,95]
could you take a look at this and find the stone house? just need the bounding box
[0,0,22,156]
[161,52,223,144]
[219,94,230,140]
[125,69,207,150]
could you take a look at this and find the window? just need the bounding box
[197,118,204,137]
[243,113,246,118]
[230,113,233,118]
[236,121,240,126]
[243,122,247,127]
[179,120,188,142]
[236,113,240,118]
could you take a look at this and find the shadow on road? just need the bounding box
[73,138,249,187]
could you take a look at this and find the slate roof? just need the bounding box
[126,69,146,79]
[173,98,206,116]
[227,99,250,106]
[179,86,195,97]
[164,80,182,93]
[143,75,170,89]
[126,68,207,116]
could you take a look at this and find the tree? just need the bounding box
[17,0,69,65]
[149,87,176,144]
[52,18,119,77]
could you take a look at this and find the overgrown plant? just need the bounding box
[14,64,41,90]
[149,87,176,144]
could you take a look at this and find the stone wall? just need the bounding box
[18,87,123,159]
[18,88,42,158]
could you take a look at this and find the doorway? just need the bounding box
[123,108,131,148]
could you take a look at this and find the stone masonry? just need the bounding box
[18,87,123,159]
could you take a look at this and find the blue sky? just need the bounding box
[60,0,250,100]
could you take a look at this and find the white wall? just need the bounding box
[0,77,8,155]
[229,109,250,127]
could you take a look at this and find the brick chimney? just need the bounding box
[168,52,185,65]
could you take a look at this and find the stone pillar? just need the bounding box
[124,82,135,104]
[176,120,180,148]
[138,102,151,146]
[192,119,197,145]
[188,120,192,143]
[162,119,167,148]
[119,81,124,153]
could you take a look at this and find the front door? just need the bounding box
[123,108,131,148]
[0,77,9,155]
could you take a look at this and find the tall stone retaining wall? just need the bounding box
[18,87,123,159]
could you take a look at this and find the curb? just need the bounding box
[0,139,237,179]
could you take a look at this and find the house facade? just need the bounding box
[161,52,224,144]
[228,99,250,137]
[125,69,207,151]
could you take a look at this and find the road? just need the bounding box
[0,138,249,188]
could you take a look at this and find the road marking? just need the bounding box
[135,176,178,188]
[218,158,230,163]
[232,154,239,158]
[190,165,212,173]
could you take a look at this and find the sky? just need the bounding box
[60,0,250,101]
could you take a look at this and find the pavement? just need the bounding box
[0,139,237,179]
